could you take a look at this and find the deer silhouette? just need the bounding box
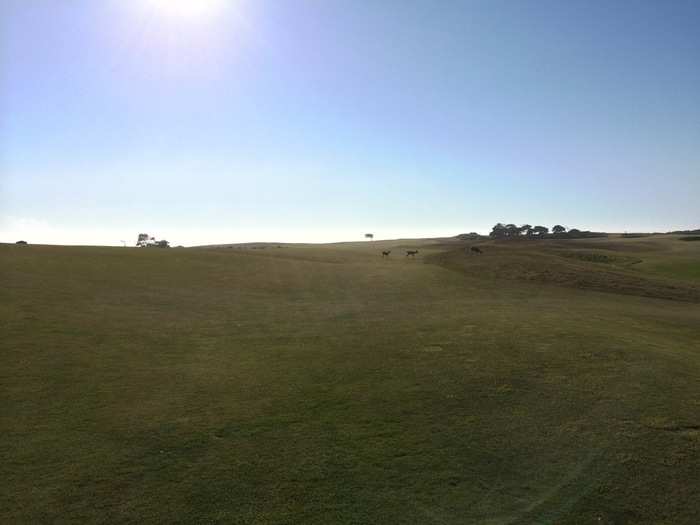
[382,250,391,257]
[470,246,483,255]
[406,250,419,257]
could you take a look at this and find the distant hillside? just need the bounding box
[669,228,700,235]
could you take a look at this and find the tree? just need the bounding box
[136,233,149,247]
[520,224,533,236]
[156,240,170,248]
[552,225,566,234]
[505,224,520,237]
[490,223,507,238]
[365,233,374,241]
[532,225,549,236]
[568,228,581,236]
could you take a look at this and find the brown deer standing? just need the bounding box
[470,246,483,255]
[406,250,419,257]
[382,250,391,257]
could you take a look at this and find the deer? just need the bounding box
[470,246,483,255]
[406,250,419,257]
[382,250,391,257]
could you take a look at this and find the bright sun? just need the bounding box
[144,0,229,20]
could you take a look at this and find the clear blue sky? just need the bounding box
[1,0,698,245]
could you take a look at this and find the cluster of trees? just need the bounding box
[490,223,560,238]
[136,233,170,248]
[489,223,604,239]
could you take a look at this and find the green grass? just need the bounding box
[629,235,700,282]
[2,235,699,524]
[645,261,700,282]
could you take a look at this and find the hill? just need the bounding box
[2,234,699,523]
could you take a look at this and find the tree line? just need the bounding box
[488,223,606,239]
[136,233,170,248]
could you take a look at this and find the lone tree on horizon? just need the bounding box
[365,233,374,241]
[552,225,567,234]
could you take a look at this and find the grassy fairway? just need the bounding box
[2,236,699,524]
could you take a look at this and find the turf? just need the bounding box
[2,235,699,524]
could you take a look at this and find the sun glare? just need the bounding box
[143,0,229,20]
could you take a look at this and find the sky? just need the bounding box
[1,0,699,246]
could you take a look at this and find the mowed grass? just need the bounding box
[634,237,700,282]
[2,236,699,524]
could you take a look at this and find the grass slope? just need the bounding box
[2,235,699,524]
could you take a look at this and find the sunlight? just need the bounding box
[143,0,229,20]
[117,0,252,79]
